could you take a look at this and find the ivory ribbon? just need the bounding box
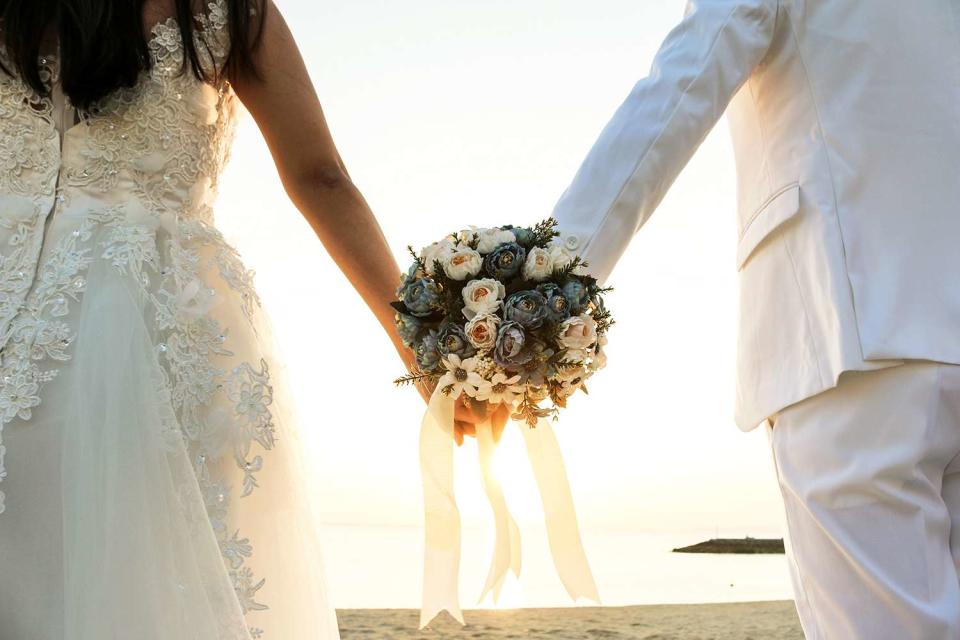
[521,418,600,604]
[419,390,462,627]
[476,419,521,604]
[419,389,599,628]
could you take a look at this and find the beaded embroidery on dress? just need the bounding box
[0,3,339,638]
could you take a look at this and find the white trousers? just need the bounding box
[770,363,960,639]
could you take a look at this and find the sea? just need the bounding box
[318,524,795,610]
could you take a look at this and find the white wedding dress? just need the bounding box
[0,2,340,638]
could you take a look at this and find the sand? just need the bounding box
[338,600,803,639]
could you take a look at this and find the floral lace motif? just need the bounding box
[0,1,274,634]
[0,55,60,357]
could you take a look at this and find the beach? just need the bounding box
[338,601,803,639]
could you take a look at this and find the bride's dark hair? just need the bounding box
[0,0,265,109]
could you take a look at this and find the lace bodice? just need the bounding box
[0,0,237,350]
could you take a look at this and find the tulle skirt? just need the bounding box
[0,205,340,639]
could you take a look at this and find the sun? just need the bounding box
[479,573,526,610]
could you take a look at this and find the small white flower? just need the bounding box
[556,377,583,399]
[443,247,483,280]
[476,371,524,406]
[420,238,456,275]
[522,247,553,281]
[476,228,517,254]
[462,278,507,319]
[473,356,498,379]
[559,314,598,351]
[437,354,483,399]
[465,313,501,351]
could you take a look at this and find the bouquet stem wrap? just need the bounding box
[418,388,599,628]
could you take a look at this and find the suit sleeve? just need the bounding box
[551,0,778,284]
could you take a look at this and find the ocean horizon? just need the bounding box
[318,524,794,610]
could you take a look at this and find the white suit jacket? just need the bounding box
[552,0,960,430]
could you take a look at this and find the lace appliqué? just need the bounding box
[0,0,275,634]
[0,207,100,513]
[0,54,60,357]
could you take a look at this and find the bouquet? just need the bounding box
[393,218,611,628]
[393,218,612,424]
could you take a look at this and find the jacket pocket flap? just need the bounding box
[736,183,800,270]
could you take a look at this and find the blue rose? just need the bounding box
[415,329,441,372]
[395,313,423,348]
[436,322,476,359]
[403,278,442,317]
[512,227,535,247]
[504,290,548,330]
[396,263,420,297]
[483,243,526,281]
[536,283,571,323]
[562,279,591,314]
[494,321,533,369]
[517,341,555,385]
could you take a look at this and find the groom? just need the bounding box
[549,1,960,638]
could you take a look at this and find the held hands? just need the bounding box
[452,396,511,446]
[415,368,509,445]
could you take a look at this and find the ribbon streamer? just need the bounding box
[522,418,600,603]
[418,391,463,627]
[476,420,521,603]
[419,389,599,628]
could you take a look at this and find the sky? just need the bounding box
[215,0,787,538]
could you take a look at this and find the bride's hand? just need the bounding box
[453,398,510,446]
[414,373,510,445]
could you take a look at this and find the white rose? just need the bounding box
[522,247,553,281]
[560,348,590,365]
[420,238,456,275]
[590,335,608,371]
[464,313,501,351]
[476,228,517,254]
[462,278,506,319]
[590,347,608,372]
[558,314,598,351]
[548,239,575,270]
[459,227,480,245]
[443,246,483,280]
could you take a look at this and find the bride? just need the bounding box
[0,0,413,637]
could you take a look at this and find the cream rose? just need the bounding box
[464,313,501,351]
[590,335,608,371]
[459,227,480,245]
[420,238,456,275]
[443,246,482,280]
[548,239,575,270]
[522,247,553,281]
[559,314,598,350]
[475,228,517,254]
[461,278,506,319]
[559,348,590,365]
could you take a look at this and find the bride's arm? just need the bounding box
[230,3,415,374]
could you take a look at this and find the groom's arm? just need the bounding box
[552,0,778,283]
